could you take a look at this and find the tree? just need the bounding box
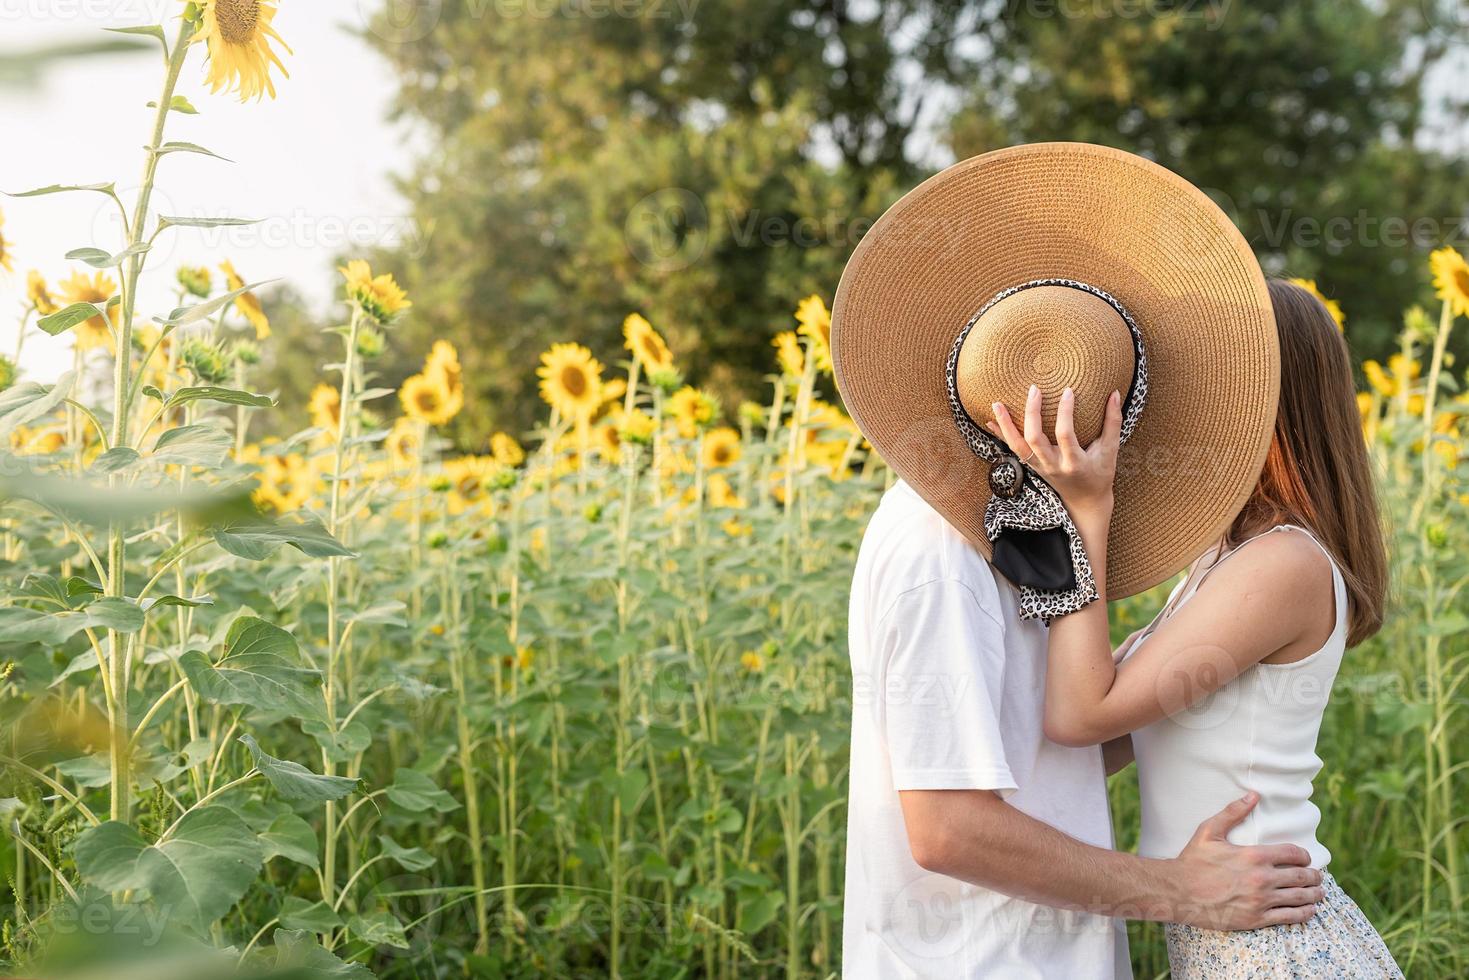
[363,0,1463,440]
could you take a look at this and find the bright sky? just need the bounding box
[0,3,419,382]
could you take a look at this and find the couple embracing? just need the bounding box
[832,143,1403,978]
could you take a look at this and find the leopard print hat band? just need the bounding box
[944,278,1149,622]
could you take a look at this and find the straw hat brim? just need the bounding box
[831,142,1279,599]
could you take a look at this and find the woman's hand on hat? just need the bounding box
[985,384,1123,520]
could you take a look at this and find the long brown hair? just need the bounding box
[1226,279,1387,646]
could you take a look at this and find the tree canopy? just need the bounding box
[355,0,1464,441]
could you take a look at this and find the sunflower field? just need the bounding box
[2,6,1468,979]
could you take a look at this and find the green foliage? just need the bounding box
[357,0,1464,443]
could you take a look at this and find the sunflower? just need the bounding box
[739,650,765,672]
[401,371,462,427]
[491,431,525,467]
[444,455,499,516]
[623,313,673,373]
[1288,278,1345,331]
[722,517,753,538]
[254,452,312,512]
[601,377,627,408]
[219,259,270,339]
[195,0,292,102]
[309,382,341,434]
[772,331,804,378]
[667,385,717,438]
[26,271,57,315]
[707,473,745,509]
[0,210,12,272]
[537,343,604,420]
[1430,246,1469,319]
[57,270,118,350]
[701,427,741,469]
[593,419,622,463]
[795,294,832,372]
[340,259,411,324]
[11,426,64,455]
[425,339,462,393]
[1362,361,1391,397]
[383,417,423,470]
[617,408,657,445]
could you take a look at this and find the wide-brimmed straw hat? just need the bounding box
[832,142,1279,601]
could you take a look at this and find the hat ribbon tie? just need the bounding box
[944,278,1149,622]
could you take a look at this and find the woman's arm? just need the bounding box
[990,387,1329,746]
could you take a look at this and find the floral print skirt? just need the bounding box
[1164,872,1403,979]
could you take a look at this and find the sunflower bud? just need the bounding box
[583,503,603,523]
[177,265,213,299]
[1404,305,1435,343]
[356,325,386,359]
[232,339,261,365]
[738,401,766,427]
[179,338,228,384]
[0,354,17,392]
[649,367,683,394]
[427,530,449,549]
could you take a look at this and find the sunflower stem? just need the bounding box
[104,12,195,826]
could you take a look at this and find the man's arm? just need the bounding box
[899,789,1322,930]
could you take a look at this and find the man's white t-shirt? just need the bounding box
[842,481,1130,978]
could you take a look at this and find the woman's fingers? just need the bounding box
[990,402,1029,459]
[1054,387,1082,462]
[1093,388,1123,459]
[1022,385,1057,466]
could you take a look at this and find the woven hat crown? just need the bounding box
[955,285,1135,449]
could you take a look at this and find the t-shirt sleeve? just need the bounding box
[880,578,1016,795]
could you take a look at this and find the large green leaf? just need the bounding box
[271,929,374,979]
[0,597,145,644]
[278,897,342,933]
[384,769,459,813]
[91,446,141,474]
[151,423,233,467]
[73,806,264,931]
[260,812,321,870]
[0,371,75,437]
[65,243,150,269]
[347,909,409,949]
[377,834,434,871]
[212,516,355,561]
[5,181,115,199]
[156,140,232,162]
[155,280,276,327]
[178,618,327,723]
[239,734,359,803]
[36,301,115,337]
[158,214,260,229]
[225,616,299,658]
[164,385,276,410]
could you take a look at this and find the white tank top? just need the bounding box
[1128,524,1347,869]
